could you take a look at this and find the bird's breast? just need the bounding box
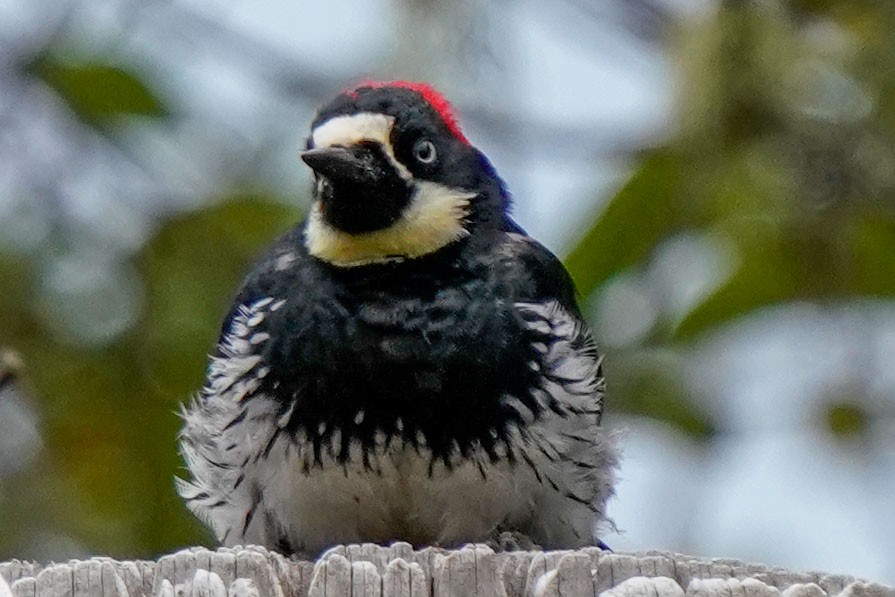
[267,272,542,467]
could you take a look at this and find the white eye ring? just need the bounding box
[413,139,437,164]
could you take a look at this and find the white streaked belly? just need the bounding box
[260,432,543,553]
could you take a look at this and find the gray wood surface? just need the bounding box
[2,545,893,597]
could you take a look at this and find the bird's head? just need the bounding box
[301,81,507,267]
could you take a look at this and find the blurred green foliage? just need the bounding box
[1,0,894,560]
[567,153,680,298]
[825,400,869,439]
[1,199,299,558]
[565,1,895,435]
[31,55,170,127]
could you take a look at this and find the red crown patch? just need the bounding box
[347,80,470,145]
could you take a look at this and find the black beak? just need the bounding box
[301,146,378,185]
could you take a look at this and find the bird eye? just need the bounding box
[413,139,437,164]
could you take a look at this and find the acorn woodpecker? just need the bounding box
[177,81,619,557]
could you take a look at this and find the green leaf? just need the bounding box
[0,253,33,343]
[825,400,869,439]
[851,215,895,296]
[609,349,715,440]
[565,153,681,298]
[32,54,169,125]
[674,217,798,339]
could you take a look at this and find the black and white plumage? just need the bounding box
[177,82,620,557]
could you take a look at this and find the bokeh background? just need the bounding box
[1,0,894,583]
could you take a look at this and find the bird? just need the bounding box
[176,81,620,558]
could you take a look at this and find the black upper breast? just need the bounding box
[247,249,552,465]
[221,228,585,467]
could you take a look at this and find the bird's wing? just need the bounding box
[495,233,617,544]
[491,230,607,425]
[204,296,285,404]
[495,231,580,310]
[177,231,307,541]
[512,299,605,425]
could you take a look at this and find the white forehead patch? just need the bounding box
[311,113,395,150]
[310,112,410,181]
